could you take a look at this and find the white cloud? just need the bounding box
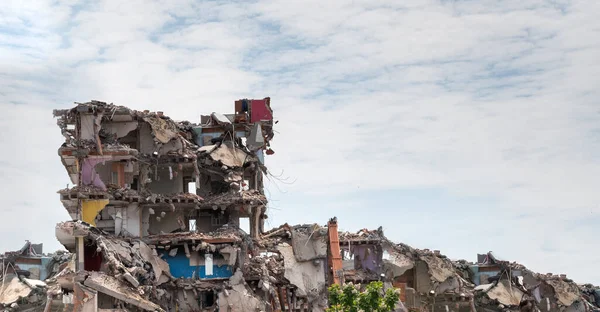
[1,0,599,283]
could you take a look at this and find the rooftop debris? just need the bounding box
[3,98,597,311]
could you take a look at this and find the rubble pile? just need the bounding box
[335,226,600,312]
[2,98,595,311]
[0,242,75,311]
[5,223,600,312]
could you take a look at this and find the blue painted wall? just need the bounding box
[159,250,233,279]
[469,265,521,286]
[16,257,51,280]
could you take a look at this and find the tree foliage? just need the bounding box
[327,281,400,312]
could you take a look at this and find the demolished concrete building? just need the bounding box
[48,98,288,311]
[1,98,600,311]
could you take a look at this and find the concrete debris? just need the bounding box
[481,279,524,306]
[0,98,578,311]
[0,277,34,305]
[217,283,265,312]
[84,271,164,311]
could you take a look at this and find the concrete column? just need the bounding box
[76,236,85,271]
[250,206,264,239]
[286,288,293,312]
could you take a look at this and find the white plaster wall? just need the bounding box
[80,114,97,141]
[124,203,141,237]
[138,123,156,154]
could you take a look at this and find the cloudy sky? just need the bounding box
[1,0,599,283]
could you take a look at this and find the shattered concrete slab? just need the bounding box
[197,142,253,168]
[143,116,180,144]
[84,272,164,312]
[479,279,524,306]
[0,277,33,305]
[219,271,265,312]
[418,252,456,283]
[544,277,581,307]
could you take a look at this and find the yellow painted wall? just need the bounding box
[81,199,109,226]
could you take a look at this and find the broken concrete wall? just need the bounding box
[415,260,433,294]
[290,225,327,262]
[277,244,326,303]
[138,122,157,154]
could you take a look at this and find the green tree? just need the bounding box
[327,281,400,312]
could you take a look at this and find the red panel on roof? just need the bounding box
[250,99,273,123]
